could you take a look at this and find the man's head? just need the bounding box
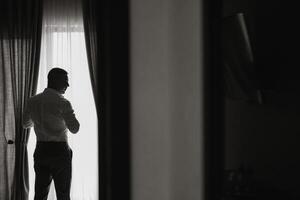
[47,68,69,94]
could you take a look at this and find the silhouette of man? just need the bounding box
[23,68,80,200]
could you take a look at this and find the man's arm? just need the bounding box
[23,101,34,129]
[62,100,80,133]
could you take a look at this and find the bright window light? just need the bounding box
[27,30,98,200]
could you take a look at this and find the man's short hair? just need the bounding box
[48,68,68,82]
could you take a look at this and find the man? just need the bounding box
[23,68,80,200]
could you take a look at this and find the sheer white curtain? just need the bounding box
[27,0,98,199]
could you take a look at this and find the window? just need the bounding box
[27,25,98,200]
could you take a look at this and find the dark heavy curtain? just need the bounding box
[82,0,130,200]
[0,0,43,199]
[82,0,104,198]
[82,0,99,114]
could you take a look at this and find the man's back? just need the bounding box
[23,88,80,142]
[25,68,77,200]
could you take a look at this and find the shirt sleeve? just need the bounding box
[22,100,34,129]
[62,100,80,133]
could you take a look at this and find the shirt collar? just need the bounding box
[44,88,63,97]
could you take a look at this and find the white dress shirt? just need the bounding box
[23,88,80,142]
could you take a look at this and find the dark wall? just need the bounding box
[225,98,300,198]
[223,0,300,91]
[255,1,300,91]
[223,0,300,198]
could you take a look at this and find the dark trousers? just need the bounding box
[33,142,72,200]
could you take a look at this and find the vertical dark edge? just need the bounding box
[108,0,131,199]
[127,2,132,200]
[98,0,131,199]
[112,1,130,199]
[97,1,109,199]
[202,0,224,199]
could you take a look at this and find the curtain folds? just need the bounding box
[82,0,99,114]
[81,1,131,200]
[82,1,107,199]
[0,0,43,199]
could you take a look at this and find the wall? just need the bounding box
[130,0,203,200]
[223,0,300,198]
[225,97,300,198]
[223,0,300,91]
